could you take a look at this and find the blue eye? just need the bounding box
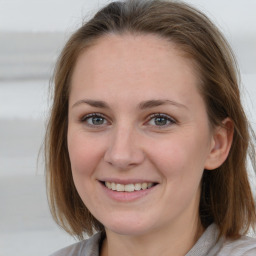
[147,114,175,127]
[82,113,108,126]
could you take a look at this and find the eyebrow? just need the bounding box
[72,99,110,109]
[138,99,187,110]
[72,99,187,110]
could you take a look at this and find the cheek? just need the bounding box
[67,130,107,207]
[67,130,104,178]
[149,131,211,181]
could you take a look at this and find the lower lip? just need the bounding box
[100,182,157,202]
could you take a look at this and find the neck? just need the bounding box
[101,216,204,256]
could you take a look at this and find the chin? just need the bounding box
[107,225,151,236]
[103,216,155,236]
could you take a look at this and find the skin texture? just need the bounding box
[67,34,233,256]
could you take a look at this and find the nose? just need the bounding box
[104,125,145,169]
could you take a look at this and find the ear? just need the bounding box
[204,118,234,170]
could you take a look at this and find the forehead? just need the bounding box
[83,33,180,60]
[70,33,201,107]
[74,33,195,70]
[72,33,199,79]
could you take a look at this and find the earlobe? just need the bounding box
[204,118,234,170]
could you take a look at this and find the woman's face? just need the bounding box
[68,34,215,236]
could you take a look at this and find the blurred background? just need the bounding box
[0,0,255,255]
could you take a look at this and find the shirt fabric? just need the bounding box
[50,224,256,256]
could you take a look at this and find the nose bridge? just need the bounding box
[104,121,144,169]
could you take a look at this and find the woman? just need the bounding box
[45,0,256,255]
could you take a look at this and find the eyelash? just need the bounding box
[80,112,176,128]
[81,113,109,127]
[145,113,176,128]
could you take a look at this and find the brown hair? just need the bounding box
[45,0,256,240]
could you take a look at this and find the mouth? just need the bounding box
[102,181,158,192]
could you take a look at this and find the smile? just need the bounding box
[105,181,154,192]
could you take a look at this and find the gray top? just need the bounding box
[50,224,256,256]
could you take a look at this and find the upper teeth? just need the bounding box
[105,182,154,192]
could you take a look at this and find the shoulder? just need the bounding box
[187,224,256,256]
[49,232,102,256]
[218,235,256,255]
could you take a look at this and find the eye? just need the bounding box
[146,113,176,127]
[81,113,108,127]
